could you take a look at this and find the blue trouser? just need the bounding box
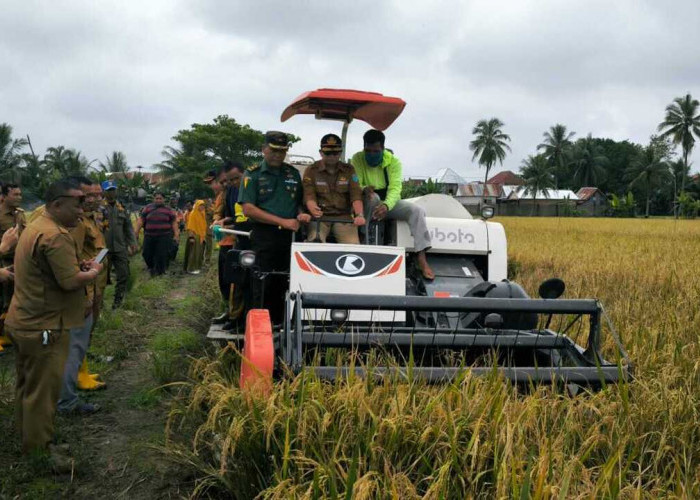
[57,313,94,412]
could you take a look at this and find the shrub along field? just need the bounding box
[167,217,700,499]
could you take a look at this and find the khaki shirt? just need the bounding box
[6,213,86,330]
[0,204,26,263]
[80,213,108,304]
[213,191,234,246]
[302,161,362,216]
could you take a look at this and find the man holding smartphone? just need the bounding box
[6,179,102,462]
[58,178,108,413]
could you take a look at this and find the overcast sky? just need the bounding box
[2,0,698,180]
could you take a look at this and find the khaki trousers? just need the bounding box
[307,221,359,244]
[8,327,70,453]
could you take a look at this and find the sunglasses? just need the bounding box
[322,151,341,156]
[53,195,86,204]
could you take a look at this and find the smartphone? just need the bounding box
[95,248,109,264]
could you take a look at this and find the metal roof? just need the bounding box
[433,168,468,185]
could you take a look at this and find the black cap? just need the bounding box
[264,131,290,151]
[320,133,343,153]
[203,169,217,183]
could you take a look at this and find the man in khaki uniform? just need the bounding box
[6,179,102,456]
[0,184,26,350]
[302,134,366,243]
[58,178,108,413]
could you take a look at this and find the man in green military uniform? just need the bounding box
[0,184,26,350]
[238,131,310,324]
[6,179,102,460]
[100,180,137,309]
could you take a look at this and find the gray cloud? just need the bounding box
[1,0,698,180]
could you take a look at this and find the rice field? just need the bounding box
[167,217,700,499]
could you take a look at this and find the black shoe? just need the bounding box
[221,320,241,332]
[211,312,229,324]
[74,402,101,415]
[59,402,101,415]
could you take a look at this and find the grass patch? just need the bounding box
[150,329,202,385]
[129,387,163,409]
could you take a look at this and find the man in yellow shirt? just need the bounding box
[351,129,434,279]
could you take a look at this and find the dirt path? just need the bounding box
[0,264,212,499]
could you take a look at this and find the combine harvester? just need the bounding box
[214,89,631,391]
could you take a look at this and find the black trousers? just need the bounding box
[217,244,234,301]
[250,225,293,325]
[143,234,172,276]
[217,222,253,307]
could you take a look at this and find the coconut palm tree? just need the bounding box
[570,134,608,188]
[43,146,94,178]
[657,93,700,215]
[537,124,575,189]
[0,124,28,182]
[157,145,211,199]
[469,118,511,201]
[520,154,555,215]
[626,144,671,218]
[99,151,129,174]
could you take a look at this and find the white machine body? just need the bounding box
[288,194,507,321]
[289,242,406,322]
[393,194,507,281]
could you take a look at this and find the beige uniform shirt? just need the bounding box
[302,161,362,217]
[6,213,85,330]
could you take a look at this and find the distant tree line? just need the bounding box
[2,95,699,216]
[469,93,700,217]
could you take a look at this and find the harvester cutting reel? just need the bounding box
[239,278,632,392]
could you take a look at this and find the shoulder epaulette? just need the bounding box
[246,164,260,172]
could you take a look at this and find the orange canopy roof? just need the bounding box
[280,88,406,131]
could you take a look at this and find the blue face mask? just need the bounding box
[364,151,383,167]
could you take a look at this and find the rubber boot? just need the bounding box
[77,358,106,390]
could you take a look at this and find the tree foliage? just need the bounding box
[157,115,288,200]
[520,154,556,215]
[658,93,700,199]
[0,124,28,183]
[625,142,671,217]
[469,118,511,197]
[569,134,609,189]
[401,178,443,198]
[537,124,574,189]
[99,151,129,174]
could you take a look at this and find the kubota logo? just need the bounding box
[335,254,365,275]
[429,227,475,244]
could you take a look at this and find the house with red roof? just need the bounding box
[487,170,524,187]
[576,187,608,216]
